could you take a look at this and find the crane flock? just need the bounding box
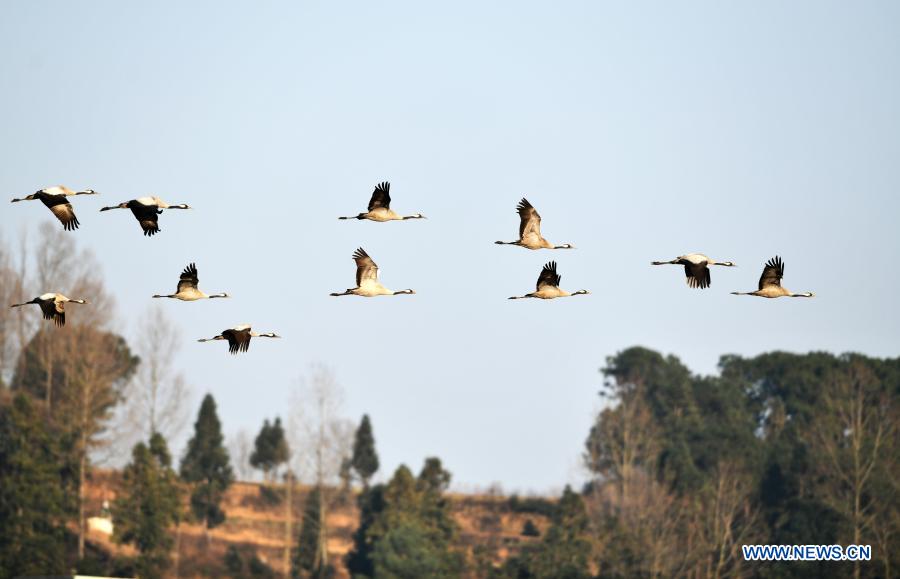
[10,182,815,354]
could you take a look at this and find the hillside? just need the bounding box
[84,470,554,577]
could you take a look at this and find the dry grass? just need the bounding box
[84,471,552,578]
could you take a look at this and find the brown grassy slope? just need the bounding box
[84,471,552,578]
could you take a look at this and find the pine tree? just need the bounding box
[346,483,386,577]
[418,457,452,494]
[269,417,289,467]
[294,486,324,577]
[224,545,244,577]
[180,394,234,532]
[521,519,540,537]
[504,485,593,578]
[251,416,290,482]
[113,432,182,576]
[347,461,463,578]
[251,419,273,477]
[416,457,456,542]
[0,394,69,578]
[351,414,379,489]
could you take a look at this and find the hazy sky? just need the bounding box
[2,1,898,493]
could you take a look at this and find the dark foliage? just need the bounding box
[351,414,380,488]
[0,394,69,578]
[180,394,234,530]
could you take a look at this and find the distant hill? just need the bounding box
[83,470,554,578]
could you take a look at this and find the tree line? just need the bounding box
[1,225,898,578]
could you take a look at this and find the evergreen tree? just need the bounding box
[251,417,289,482]
[251,419,273,477]
[418,457,452,494]
[224,545,244,577]
[180,394,234,531]
[504,486,592,579]
[416,457,456,541]
[294,486,326,577]
[346,483,386,577]
[347,461,463,578]
[351,414,379,489]
[372,519,463,579]
[0,394,69,578]
[521,519,540,537]
[226,545,276,579]
[113,432,182,577]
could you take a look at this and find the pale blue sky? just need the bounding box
[2,1,898,493]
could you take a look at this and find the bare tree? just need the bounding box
[228,429,255,482]
[117,304,190,451]
[27,224,134,558]
[2,223,136,560]
[0,236,31,386]
[59,324,137,558]
[686,461,761,579]
[808,362,898,579]
[283,468,295,577]
[22,223,110,410]
[33,223,74,409]
[289,364,354,575]
[585,386,687,578]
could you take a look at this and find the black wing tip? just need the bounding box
[765,255,784,273]
[63,216,80,231]
[228,340,250,354]
[517,198,533,210]
[543,260,557,272]
[353,247,369,259]
[686,269,711,289]
[376,181,390,192]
